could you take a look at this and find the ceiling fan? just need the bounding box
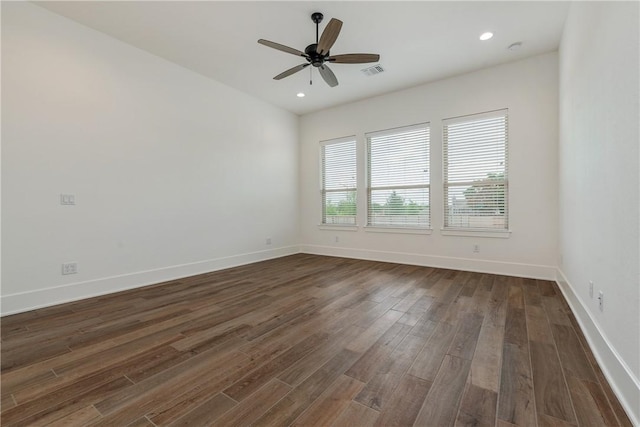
[258,12,380,88]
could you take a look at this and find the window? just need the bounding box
[366,124,430,228]
[321,137,357,225]
[443,109,508,231]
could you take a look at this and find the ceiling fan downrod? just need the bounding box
[311,12,323,43]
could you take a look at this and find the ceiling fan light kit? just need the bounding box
[258,12,381,88]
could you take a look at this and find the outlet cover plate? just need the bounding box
[598,291,604,311]
[62,262,78,275]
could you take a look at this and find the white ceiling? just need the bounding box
[34,1,570,115]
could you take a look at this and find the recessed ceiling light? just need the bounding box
[296,92,305,98]
[479,32,494,41]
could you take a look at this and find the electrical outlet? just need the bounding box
[598,291,604,311]
[62,262,78,275]
[473,244,480,253]
[335,236,339,243]
[589,281,594,298]
[265,237,272,245]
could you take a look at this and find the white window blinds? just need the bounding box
[443,109,508,230]
[367,124,430,228]
[321,137,357,225]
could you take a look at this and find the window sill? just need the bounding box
[317,224,359,231]
[441,228,511,238]
[365,226,432,235]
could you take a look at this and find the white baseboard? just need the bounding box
[300,244,556,280]
[1,245,300,316]
[556,268,639,426]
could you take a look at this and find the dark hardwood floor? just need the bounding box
[0,254,632,426]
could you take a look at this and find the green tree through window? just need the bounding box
[463,173,505,214]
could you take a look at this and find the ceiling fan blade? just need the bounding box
[328,53,380,64]
[274,63,310,80]
[317,18,343,55]
[258,39,306,57]
[319,64,338,87]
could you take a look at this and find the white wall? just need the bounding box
[299,53,559,279]
[3,2,637,421]
[1,2,299,314]
[558,1,639,423]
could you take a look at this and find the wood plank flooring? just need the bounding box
[0,254,632,426]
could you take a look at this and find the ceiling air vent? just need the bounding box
[361,65,385,76]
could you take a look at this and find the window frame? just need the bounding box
[365,123,431,231]
[442,109,510,235]
[319,136,358,227]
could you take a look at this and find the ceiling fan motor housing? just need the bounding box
[305,44,329,67]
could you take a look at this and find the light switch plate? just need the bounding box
[60,194,76,205]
